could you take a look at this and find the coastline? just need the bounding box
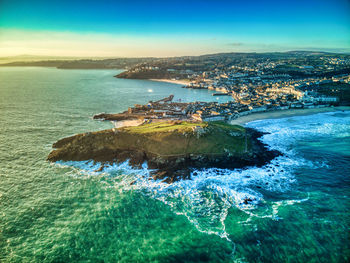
[149,78,190,85]
[230,106,350,125]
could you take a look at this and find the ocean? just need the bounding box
[0,67,349,262]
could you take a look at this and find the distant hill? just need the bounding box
[0,57,155,69]
[1,51,349,72]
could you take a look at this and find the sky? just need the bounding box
[0,0,349,57]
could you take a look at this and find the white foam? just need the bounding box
[54,110,350,247]
[55,155,302,242]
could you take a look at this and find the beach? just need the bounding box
[230,106,350,125]
[113,119,143,128]
[1,67,350,262]
[149,78,190,85]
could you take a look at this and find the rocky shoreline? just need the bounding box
[48,121,280,183]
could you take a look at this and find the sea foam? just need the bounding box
[56,110,350,243]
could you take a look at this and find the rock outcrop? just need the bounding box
[48,121,280,183]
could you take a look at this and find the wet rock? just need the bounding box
[94,164,105,172]
[48,122,281,183]
[243,198,253,204]
[130,180,136,185]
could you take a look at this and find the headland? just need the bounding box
[48,120,279,183]
[48,91,350,183]
[48,95,283,183]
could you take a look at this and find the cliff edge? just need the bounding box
[48,121,279,183]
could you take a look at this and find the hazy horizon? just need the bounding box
[1,49,350,62]
[0,0,350,57]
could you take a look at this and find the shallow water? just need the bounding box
[0,67,349,262]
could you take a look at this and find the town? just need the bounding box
[93,83,341,125]
[99,52,350,124]
[5,51,349,124]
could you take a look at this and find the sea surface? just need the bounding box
[0,67,349,262]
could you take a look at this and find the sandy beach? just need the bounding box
[112,119,143,128]
[149,78,190,85]
[230,106,350,125]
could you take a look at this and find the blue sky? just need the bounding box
[0,0,349,57]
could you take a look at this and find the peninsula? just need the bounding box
[47,97,280,183]
[46,51,349,183]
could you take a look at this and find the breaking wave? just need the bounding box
[56,110,350,247]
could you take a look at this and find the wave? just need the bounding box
[55,110,350,248]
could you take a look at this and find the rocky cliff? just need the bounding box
[48,121,279,183]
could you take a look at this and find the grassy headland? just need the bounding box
[48,121,278,182]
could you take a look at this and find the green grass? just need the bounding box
[123,121,245,135]
[122,121,208,134]
[117,121,249,156]
[209,121,246,133]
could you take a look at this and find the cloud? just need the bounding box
[227,42,243,47]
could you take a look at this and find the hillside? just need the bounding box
[48,121,279,183]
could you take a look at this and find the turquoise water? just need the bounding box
[0,67,349,262]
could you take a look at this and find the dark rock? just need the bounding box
[130,180,136,185]
[243,198,253,204]
[47,122,281,184]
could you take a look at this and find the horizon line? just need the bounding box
[2,49,350,60]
